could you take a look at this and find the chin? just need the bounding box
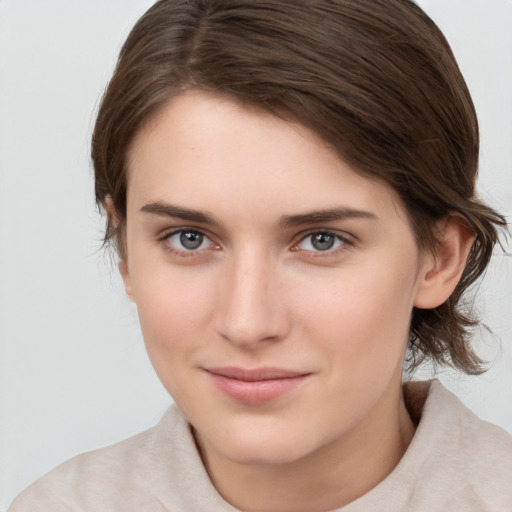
[207,425,323,467]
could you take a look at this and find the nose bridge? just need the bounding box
[216,244,287,347]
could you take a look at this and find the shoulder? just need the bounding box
[425,379,512,460]
[10,404,238,512]
[8,406,181,512]
[407,380,512,511]
[438,382,512,508]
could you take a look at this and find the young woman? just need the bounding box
[10,0,511,511]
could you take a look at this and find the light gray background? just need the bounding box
[0,1,511,509]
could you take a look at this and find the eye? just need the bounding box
[164,229,214,252]
[296,231,346,252]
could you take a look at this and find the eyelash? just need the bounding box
[158,228,217,258]
[292,230,352,256]
[158,228,353,258]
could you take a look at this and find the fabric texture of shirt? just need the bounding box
[9,380,512,511]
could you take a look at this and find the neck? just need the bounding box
[195,381,416,512]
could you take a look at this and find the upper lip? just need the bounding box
[205,366,310,381]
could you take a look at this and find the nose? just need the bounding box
[215,249,290,349]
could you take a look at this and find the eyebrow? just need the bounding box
[279,207,378,227]
[140,201,378,228]
[140,202,220,226]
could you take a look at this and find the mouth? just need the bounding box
[205,366,311,405]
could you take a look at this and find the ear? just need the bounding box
[103,194,120,229]
[102,194,134,301]
[103,196,134,302]
[119,260,135,302]
[414,216,474,309]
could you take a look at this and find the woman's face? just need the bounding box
[121,91,429,467]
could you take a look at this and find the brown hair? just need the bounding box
[92,0,507,374]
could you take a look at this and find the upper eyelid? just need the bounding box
[158,227,214,249]
[159,228,216,256]
[158,226,212,241]
[290,230,355,255]
[157,227,354,249]
[294,228,353,243]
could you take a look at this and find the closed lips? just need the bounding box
[205,367,312,405]
[205,367,310,381]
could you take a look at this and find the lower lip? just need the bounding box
[207,373,309,405]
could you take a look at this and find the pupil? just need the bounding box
[180,231,203,250]
[312,233,334,251]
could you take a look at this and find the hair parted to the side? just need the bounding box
[92,0,507,374]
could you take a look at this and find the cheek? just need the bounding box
[297,259,417,367]
[131,266,215,366]
[135,278,213,401]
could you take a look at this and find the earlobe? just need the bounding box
[414,216,474,309]
[119,260,135,302]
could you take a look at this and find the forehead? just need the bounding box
[126,91,408,227]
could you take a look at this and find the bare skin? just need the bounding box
[195,369,416,511]
[119,91,473,511]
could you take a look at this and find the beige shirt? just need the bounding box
[9,380,512,511]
